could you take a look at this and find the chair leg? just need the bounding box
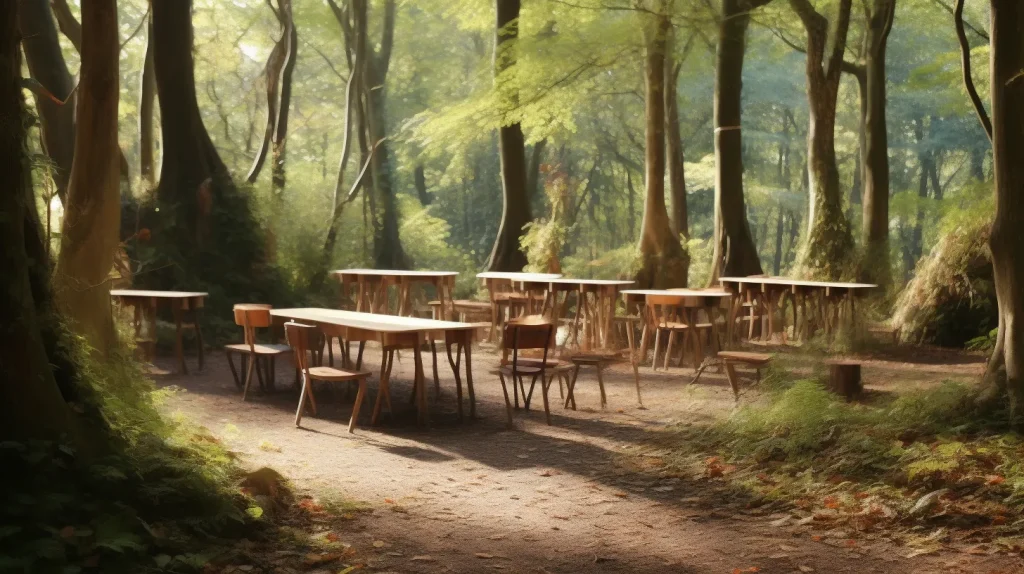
[513,373,520,409]
[497,373,515,429]
[724,361,741,402]
[356,341,366,370]
[596,364,608,409]
[525,374,539,409]
[348,379,367,433]
[241,354,256,401]
[430,341,440,400]
[558,373,565,400]
[255,356,266,391]
[541,374,552,425]
[226,351,240,388]
[565,365,580,410]
[652,328,663,370]
[664,330,676,370]
[327,336,334,367]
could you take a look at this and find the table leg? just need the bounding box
[626,320,643,406]
[371,349,392,425]
[195,308,205,371]
[414,341,428,425]
[464,341,476,418]
[445,341,464,421]
[173,303,187,374]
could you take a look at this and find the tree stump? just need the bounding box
[827,360,862,400]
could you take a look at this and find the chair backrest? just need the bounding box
[502,317,554,369]
[284,321,317,372]
[233,304,273,346]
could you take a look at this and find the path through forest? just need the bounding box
[158,343,1020,574]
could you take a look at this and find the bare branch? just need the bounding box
[932,0,987,40]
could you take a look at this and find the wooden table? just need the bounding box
[332,269,459,319]
[718,277,876,342]
[515,278,635,351]
[110,289,207,373]
[477,272,562,341]
[269,308,478,425]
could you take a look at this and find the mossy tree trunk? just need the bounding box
[665,33,689,240]
[636,0,688,289]
[54,0,121,357]
[0,2,80,442]
[17,0,76,204]
[148,0,274,306]
[791,0,854,280]
[982,0,1024,424]
[709,0,768,283]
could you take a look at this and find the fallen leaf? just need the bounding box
[986,475,1006,486]
[811,536,822,542]
[326,532,340,542]
[799,566,814,573]
[769,516,791,527]
[384,498,395,504]
[845,539,857,547]
[303,552,342,566]
[372,540,385,548]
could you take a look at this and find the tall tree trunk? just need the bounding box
[792,0,854,280]
[54,0,120,357]
[709,0,767,283]
[857,0,895,286]
[527,138,548,210]
[414,164,430,205]
[665,49,688,239]
[636,1,688,289]
[488,0,531,272]
[149,0,270,303]
[626,168,637,241]
[983,0,1024,424]
[139,14,157,186]
[773,207,785,275]
[245,0,296,187]
[17,0,76,204]
[0,1,79,442]
[907,115,932,270]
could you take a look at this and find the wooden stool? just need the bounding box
[285,322,372,433]
[717,351,772,401]
[565,354,612,410]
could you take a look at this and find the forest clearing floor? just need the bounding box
[156,340,1024,574]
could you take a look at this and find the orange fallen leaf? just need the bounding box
[992,516,1007,525]
[845,539,857,547]
[811,535,822,542]
[384,498,395,504]
[986,475,1006,486]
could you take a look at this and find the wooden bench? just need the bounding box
[717,351,772,400]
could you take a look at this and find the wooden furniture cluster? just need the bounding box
[110,289,207,374]
[332,269,458,319]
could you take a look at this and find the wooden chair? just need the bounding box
[645,295,696,371]
[717,351,771,400]
[495,316,574,427]
[284,322,372,432]
[564,353,614,410]
[225,304,291,400]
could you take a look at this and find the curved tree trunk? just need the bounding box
[709,0,766,283]
[488,0,531,272]
[139,15,157,186]
[983,0,1024,424]
[636,1,688,289]
[54,0,121,357]
[149,0,270,302]
[0,1,79,442]
[791,0,854,280]
[858,0,895,287]
[17,0,76,204]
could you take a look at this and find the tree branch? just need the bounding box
[954,0,992,141]
[50,0,82,53]
[932,0,987,40]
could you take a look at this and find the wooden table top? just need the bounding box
[270,308,476,333]
[718,277,877,289]
[110,289,209,299]
[332,269,459,278]
[476,272,562,281]
[622,289,731,298]
[533,278,635,287]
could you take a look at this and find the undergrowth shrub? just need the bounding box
[1,336,259,573]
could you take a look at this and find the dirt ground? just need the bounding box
[157,339,1023,574]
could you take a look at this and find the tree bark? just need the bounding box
[50,0,82,52]
[527,138,547,210]
[139,14,157,185]
[54,0,120,357]
[17,0,76,203]
[636,1,688,289]
[980,0,1024,423]
[414,164,430,205]
[791,0,855,280]
[665,48,688,239]
[857,0,895,286]
[149,0,269,299]
[709,0,766,283]
[0,1,78,442]
[488,0,532,272]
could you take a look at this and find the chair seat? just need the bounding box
[657,322,691,330]
[306,366,372,382]
[225,343,291,355]
[517,358,575,373]
[570,353,615,366]
[497,364,543,376]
